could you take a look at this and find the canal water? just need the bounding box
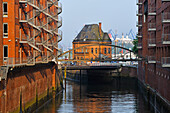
[37,77,154,113]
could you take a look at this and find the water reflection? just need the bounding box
[38,78,152,113]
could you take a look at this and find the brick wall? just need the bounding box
[1,0,62,66]
[120,66,137,77]
[0,63,63,113]
[73,41,112,61]
[137,0,170,102]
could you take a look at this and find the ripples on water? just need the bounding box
[38,78,152,113]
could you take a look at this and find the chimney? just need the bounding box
[99,22,102,37]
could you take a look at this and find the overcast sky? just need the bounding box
[59,0,137,49]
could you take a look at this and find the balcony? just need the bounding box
[162,34,170,44]
[148,39,156,47]
[148,56,156,64]
[136,10,142,16]
[19,13,28,23]
[3,57,27,67]
[162,0,170,2]
[162,12,170,23]
[136,21,142,27]
[162,57,170,67]
[148,7,156,16]
[137,32,142,38]
[148,23,156,31]
[137,43,142,49]
[136,0,142,5]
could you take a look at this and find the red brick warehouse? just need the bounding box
[0,0,63,112]
[1,0,62,66]
[137,0,170,102]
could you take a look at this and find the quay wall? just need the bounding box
[0,62,63,113]
[119,66,137,77]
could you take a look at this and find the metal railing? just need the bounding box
[148,56,156,62]
[148,38,156,46]
[3,57,28,67]
[136,0,142,5]
[137,32,143,37]
[162,34,170,44]
[136,10,142,16]
[136,21,142,27]
[53,29,62,42]
[89,62,121,66]
[162,57,170,66]
[162,0,170,2]
[138,43,142,47]
[148,7,156,15]
[18,0,62,66]
[53,2,62,15]
[148,23,156,30]
[162,12,170,22]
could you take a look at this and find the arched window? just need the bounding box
[91,48,93,53]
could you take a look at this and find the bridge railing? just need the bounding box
[88,63,121,66]
[3,57,28,67]
[162,57,170,66]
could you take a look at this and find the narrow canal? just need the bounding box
[37,77,154,113]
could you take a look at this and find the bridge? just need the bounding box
[61,63,121,70]
[58,43,144,63]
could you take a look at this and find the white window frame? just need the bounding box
[3,45,8,61]
[3,2,8,17]
[3,23,8,38]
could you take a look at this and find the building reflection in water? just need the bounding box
[37,78,152,113]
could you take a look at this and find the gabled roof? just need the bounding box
[73,24,111,43]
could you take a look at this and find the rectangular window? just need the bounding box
[91,48,93,54]
[3,2,8,17]
[3,23,8,38]
[104,48,107,54]
[3,45,8,61]
[95,48,97,54]
[108,48,111,54]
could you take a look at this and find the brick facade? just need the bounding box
[0,0,3,66]
[137,0,170,102]
[0,63,63,113]
[1,0,62,66]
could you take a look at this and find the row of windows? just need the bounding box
[3,3,9,61]
[2,2,8,38]
[91,48,111,54]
